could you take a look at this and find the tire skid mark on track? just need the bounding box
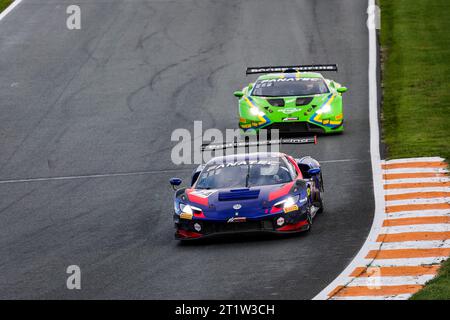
[319,157,450,300]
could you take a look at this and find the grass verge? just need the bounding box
[379,0,450,161]
[379,0,450,299]
[0,0,13,13]
[410,259,450,300]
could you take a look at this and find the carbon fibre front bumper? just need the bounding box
[173,210,309,240]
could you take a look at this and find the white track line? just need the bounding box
[331,294,414,300]
[313,0,384,300]
[384,168,448,174]
[371,240,450,250]
[381,224,450,234]
[0,0,23,22]
[368,257,448,267]
[0,168,194,184]
[385,188,450,195]
[347,275,435,287]
[319,158,360,164]
[383,157,445,164]
[386,198,450,206]
[387,210,450,218]
[384,177,450,184]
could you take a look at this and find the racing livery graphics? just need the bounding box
[234,64,347,134]
[169,152,324,240]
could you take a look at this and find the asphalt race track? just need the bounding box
[0,0,373,299]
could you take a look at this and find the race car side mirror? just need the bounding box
[234,91,244,98]
[308,168,321,175]
[337,87,348,93]
[169,178,182,190]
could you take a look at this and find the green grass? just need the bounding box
[379,0,450,161]
[411,259,450,300]
[0,0,13,13]
[380,0,450,300]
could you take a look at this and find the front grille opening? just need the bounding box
[265,122,325,134]
[296,97,314,106]
[267,99,285,107]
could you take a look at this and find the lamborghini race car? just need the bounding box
[169,152,324,240]
[234,65,347,134]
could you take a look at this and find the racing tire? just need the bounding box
[317,173,324,214]
[305,207,313,232]
[317,192,324,214]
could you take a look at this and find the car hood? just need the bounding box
[186,183,294,220]
[251,93,331,119]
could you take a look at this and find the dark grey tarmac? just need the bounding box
[0,0,373,299]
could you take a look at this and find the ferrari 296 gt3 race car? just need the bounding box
[169,151,324,240]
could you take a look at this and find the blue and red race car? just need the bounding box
[169,151,324,240]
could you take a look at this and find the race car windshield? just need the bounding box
[251,77,329,97]
[195,159,293,189]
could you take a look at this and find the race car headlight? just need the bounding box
[270,195,301,214]
[274,195,300,209]
[317,104,331,115]
[179,203,202,215]
[283,196,298,208]
[180,203,193,214]
[250,107,265,117]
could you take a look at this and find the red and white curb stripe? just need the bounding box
[314,157,449,300]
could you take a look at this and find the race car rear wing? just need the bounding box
[201,136,317,151]
[246,64,338,75]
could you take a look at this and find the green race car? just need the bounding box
[234,65,347,135]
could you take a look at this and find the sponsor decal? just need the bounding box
[276,217,285,226]
[258,77,321,84]
[227,217,247,223]
[180,212,193,220]
[206,160,277,172]
[279,108,299,114]
[282,117,299,121]
[284,205,299,213]
[189,189,216,198]
[246,65,338,74]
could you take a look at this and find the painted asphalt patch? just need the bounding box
[317,157,449,300]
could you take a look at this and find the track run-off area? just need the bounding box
[317,157,450,300]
